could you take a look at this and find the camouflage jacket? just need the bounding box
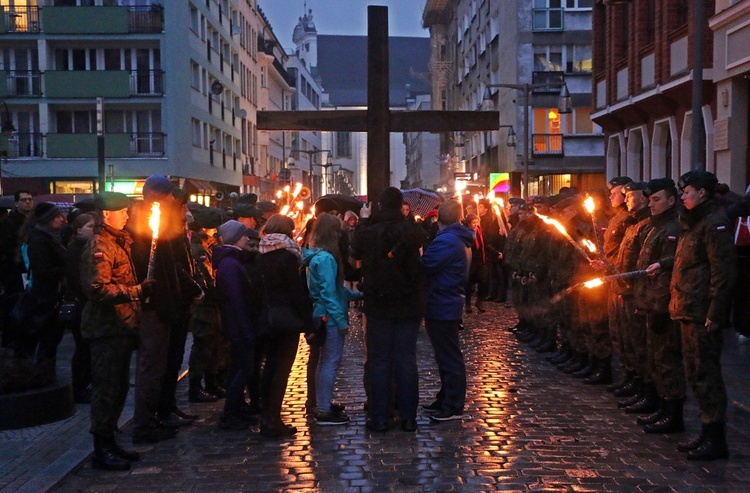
[613,206,651,296]
[80,223,142,339]
[668,200,737,324]
[633,207,680,313]
[603,204,630,264]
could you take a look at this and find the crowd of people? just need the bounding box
[0,168,744,471]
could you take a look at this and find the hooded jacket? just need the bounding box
[302,248,361,330]
[213,245,257,344]
[421,222,474,320]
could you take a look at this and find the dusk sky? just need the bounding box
[259,0,429,50]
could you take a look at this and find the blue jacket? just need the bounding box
[420,222,473,320]
[302,248,360,330]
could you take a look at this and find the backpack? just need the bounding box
[734,216,750,247]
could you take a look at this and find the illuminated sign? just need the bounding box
[489,173,510,193]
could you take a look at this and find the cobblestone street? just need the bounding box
[50,303,750,492]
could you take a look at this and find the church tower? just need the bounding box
[292,4,318,76]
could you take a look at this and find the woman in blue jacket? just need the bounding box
[303,213,361,425]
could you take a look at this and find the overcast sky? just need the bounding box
[259,0,429,50]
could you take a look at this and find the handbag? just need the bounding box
[57,297,79,323]
[261,274,306,335]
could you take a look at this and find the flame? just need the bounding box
[296,201,304,210]
[474,194,480,205]
[537,214,568,236]
[584,278,604,289]
[148,202,161,239]
[293,182,303,198]
[584,196,595,214]
[498,198,505,208]
[276,190,283,199]
[582,239,597,252]
[283,184,291,193]
[280,204,291,216]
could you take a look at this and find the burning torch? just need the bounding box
[536,214,593,261]
[552,270,649,302]
[146,201,161,280]
[583,195,604,250]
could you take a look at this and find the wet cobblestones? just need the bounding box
[51,304,750,492]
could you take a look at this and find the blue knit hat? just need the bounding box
[143,175,174,199]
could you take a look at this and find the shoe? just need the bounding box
[644,399,684,434]
[548,349,573,365]
[562,355,588,375]
[677,424,707,452]
[157,411,194,427]
[189,387,219,403]
[172,407,200,420]
[637,408,664,426]
[110,440,141,462]
[260,422,297,438]
[428,409,465,422]
[607,371,635,393]
[584,359,613,385]
[330,403,345,415]
[132,427,178,444]
[624,384,658,414]
[218,413,252,431]
[92,444,130,471]
[613,377,639,397]
[366,419,388,432]
[204,385,227,399]
[421,401,442,414]
[401,419,418,432]
[687,423,728,461]
[535,341,556,353]
[316,411,350,426]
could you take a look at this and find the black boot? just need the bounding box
[637,398,663,426]
[677,423,707,452]
[584,356,612,385]
[607,370,634,393]
[92,435,130,471]
[535,340,556,353]
[687,422,728,460]
[548,347,574,365]
[624,383,659,414]
[644,398,684,434]
[618,378,643,408]
[108,436,141,461]
[557,352,581,371]
[614,375,641,398]
[572,356,597,379]
[204,373,227,398]
[189,378,219,403]
[563,353,589,374]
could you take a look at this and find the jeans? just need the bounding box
[425,318,466,413]
[366,316,421,423]
[224,337,254,416]
[315,323,346,413]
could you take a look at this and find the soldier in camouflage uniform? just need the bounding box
[504,202,533,335]
[658,171,736,461]
[632,178,685,434]
[81,192,155,471]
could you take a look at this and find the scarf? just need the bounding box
[259,233,302,261]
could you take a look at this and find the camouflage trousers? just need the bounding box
[188,306,223,380]
[609,295,646,373]
[89,335,136,437]
[680,320,727,424]
[579,289,611,359]
[646,312,685,399]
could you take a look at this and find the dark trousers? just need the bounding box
[680,320,727,424]
[306,338,320,410]
[224,337,254,416]
[366,316,420,423]
[133,311,170,433]
[89,335,135,437]
[260,333,300,422]
[70,311,92,395]
[425,318,466,413]
[646,312,685,399]
[487,259,507,301]
[158,313,189,415]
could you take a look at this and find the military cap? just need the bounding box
[644,178,677,197]
[508,198,526,206]
[95,192,131,211]
[553,196,580,211]
[192,207,225,229]
[531,195,548,205]
[607,176,633,189]
[518,203,536,212]
[546,194,565,208]
[257,201,281,214]
[237,193,258,205]
[678,170,718,193]
[142,174,174,198]
[233,202,263,219]
[623,181,648,192]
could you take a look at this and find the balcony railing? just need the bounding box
[532,134,564,156]
[131,132,165,157]
[128,5,164,33]
[129,70,164,96]
[3,71,42,96]
[2,6,40,33]
[3,133,44,158]
[532,71,565,94]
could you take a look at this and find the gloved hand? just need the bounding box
[140,279,157,297]
[359,202,372,219]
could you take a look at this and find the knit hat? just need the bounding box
[233,203,263,219]
[218,219,247,245]
[142,175,174,199]
[34,202,63,223]
[95,192,131,211]
[678,171,718,193]
[245,228,260,240]
[344,210,358,222]
[378,187,403,210]
[424,209,439,221]
[608,176,633,189]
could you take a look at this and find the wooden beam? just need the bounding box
[257,110,368,131]
[367,5,390,203]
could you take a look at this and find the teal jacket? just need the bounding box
[302,248,361,329]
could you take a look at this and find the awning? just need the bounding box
[185,178,217,194]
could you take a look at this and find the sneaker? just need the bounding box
[420,401,442,414]
[428,409,466,422]
[316,411,351,426]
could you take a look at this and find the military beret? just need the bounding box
[172,188,189,205]
[256,201,280,213]
[546,194,565,207]
[518,203,536,212]
[607,176,633,189]
[233,203,263,219]
[95,192,131,211]
[644,178,677,197]
[531,195,548,205]
[553,196,581,211]
[508,198,526,206]
[623,181,648,192]
[237,193,258,205]
[678,170,718,193]
[192,207,225,229]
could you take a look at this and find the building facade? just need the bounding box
[423,0,605,198]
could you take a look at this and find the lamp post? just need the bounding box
[483,83,571,198]
[1,101,17,196]
[288,148,332,199]
[315,154,342,195]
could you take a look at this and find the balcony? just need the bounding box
[43,5,163,34]
[532,71,565,94]
[1,133,44,158]
[532,134,564,157]
[46,132,165,159]
[0,71,42,97]
[129,70,164,96]
[46,70,164,98]
[0,6,40,33]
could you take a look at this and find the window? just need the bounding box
[565,45,592,73]
[190,5,199,34]
[192,119,202,147]
[533,0,563,30]
[336,132,351,158]
[191,61,200,90]
[565,0,592,8]
[534,46,563,72]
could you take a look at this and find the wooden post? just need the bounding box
[367,6,390,204]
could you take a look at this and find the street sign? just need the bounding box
[454,171,478,182]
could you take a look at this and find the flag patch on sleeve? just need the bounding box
[667,236,677,241]
[94,252,104,259]
[716,225,726,231]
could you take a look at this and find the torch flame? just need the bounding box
[537,214,568,236]
[584,196,595,214]
[582,239,597,253]
[584,278,604,289]
[296,200,304,211]
[292,182,303,198]
[280,204,291,216]
[148,202,161,239]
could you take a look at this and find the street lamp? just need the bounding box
[316,154,342,195]
[288,148,332,198]
[483,82,571,198]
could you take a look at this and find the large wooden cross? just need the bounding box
[257,6,499,202]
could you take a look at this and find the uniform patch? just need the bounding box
[716,225,726,231]
[667,236,677,242]
[94,252,104,259]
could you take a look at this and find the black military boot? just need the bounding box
[548,346,574,365]
[644,398,684,434]
[584,356,612,385]
[563,353,589,374]
[624,383,659,414]
[535,339,556,353]
[636,397,663,425]
[613,374,640,398]
[618,378,643,408]
[607,370,635,393]
[189,378,219,403]
[92,435,130,471]
[108,436,141,461]
[687,422,728,461]
[677,423,707,452]
[205,373,227,398]
[557,352,581,371]
[572,355,597,378]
